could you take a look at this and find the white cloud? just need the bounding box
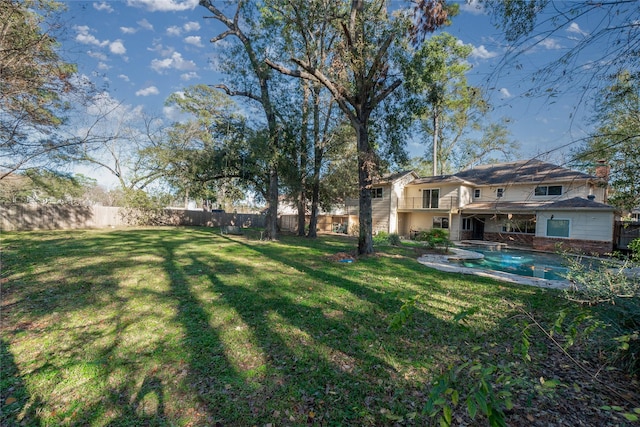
[567,22,588,37]
[539,37,562,50]
[183,21,200,32]
[148,41,175,57]
[184,36,203,47]
[136,86,160,97]
[121,26,137,34]
[167,25,182,37]
[163,104,183,122]
[97,62,111,70]
[150,51,197,73]
[74,25,109,47]
[109,40,127,55]
[180,71,200,81]
[87,50,108,60]
[126,0,199,12]
[137,19,154,31]
[118,74,130,82]
[471,44,497,60]
[460,0,485,15]
[93,2,114,13]
[499,88,512,98]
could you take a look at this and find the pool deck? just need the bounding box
[417,247,571,290]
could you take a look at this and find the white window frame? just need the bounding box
[496,188,504,198]
[473,188,481,199]
[422,188,440,209]
[462,217,472,230]
[535,185,563,196]
[546,218,570,238]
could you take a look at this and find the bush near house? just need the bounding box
[416,228,452,252]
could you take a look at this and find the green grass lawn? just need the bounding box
[0,227,632,426]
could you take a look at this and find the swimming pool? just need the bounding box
[453,246,570,281]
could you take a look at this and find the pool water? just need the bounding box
[454,246,570,281]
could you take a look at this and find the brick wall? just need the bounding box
[533,237,613,255]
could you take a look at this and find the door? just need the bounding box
[472,218,484,240]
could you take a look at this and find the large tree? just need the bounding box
[198,0,283,240]
[574,71,640,212]
[402,32,518,176]
[0,0,82,179]
[266,0,455,254]
[157,85,268,210]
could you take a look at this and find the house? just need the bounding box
[369,159,617,255]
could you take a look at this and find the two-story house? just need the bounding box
[370,159,616,254]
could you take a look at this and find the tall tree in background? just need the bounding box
[403,32,518,175]
[0,0,82,179]
[266,0,455,255]
[199,0,282,240]
[157,85,267,209]
[263,0,349,238]
[574,72,640,212]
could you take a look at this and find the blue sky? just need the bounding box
[59,0,612,186]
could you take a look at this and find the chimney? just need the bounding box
[587,194,595,201]
[595,160,610,181]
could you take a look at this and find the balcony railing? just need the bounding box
[398,197,457,210]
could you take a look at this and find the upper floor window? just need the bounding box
[535,185,562,196]
[473,189,481,198]
[422,189,439,209]
[496,188,504,198]
[371,188,383,198]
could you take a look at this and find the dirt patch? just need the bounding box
[327,252,356,263]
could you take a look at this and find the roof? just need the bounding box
[373,170,418,185]
[540,197,617,211]
[460,196,616,213]
[452,159,596,186]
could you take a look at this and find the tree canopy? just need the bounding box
[0,0,81,178]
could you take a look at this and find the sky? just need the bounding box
[56,0,621,187]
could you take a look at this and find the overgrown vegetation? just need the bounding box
[1,229,638,426]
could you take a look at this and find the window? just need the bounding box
[535,185,562,196]
[496,188,504,198]
[371,188,383,198]
[433,217,449,229]
[547,219,570,238]
[422,189,439,209]
[462,217,472,230]
[473,189,481,198]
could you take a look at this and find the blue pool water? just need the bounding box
[454,246,570,281]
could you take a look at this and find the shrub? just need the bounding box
[416,228,452,251]
[561,240,640,375]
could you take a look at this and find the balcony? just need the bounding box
[398,197,457,211]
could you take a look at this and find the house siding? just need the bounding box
[536,211,614,242]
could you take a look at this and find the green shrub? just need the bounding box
[416,228,452,251]
[561,241,640,375]
[388,233,401,246]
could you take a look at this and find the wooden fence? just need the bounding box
[615,221,640,250]
[0,204,264,231]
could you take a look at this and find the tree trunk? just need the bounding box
[297,189,306,236]
[263,167,279,240]
[356,122,374,255]
[307,85,322,239]
[432,113,438,176]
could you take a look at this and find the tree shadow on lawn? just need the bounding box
[0,228,565,425]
